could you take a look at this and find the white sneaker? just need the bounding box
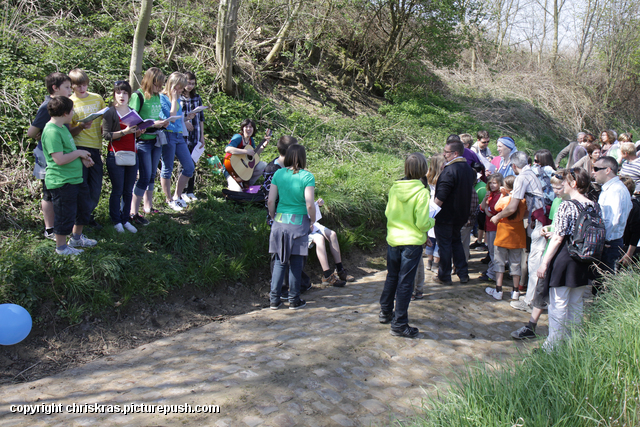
[68,234,97,248]
[114,223,125,233]
[55,246,84,256]
[510,291,520,301]
[168,200,184,211]
[123,222,137,233]
[181,193,193,204]
[172,197,188,208]
[485,287,503,300]
[44,230,56,240]
[187,193,198,201]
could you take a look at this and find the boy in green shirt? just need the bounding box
[41,96,98,255]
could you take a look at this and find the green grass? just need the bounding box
[406,269,640,427]
[0,86,572,323]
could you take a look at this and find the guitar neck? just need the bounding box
[255,137,269,154]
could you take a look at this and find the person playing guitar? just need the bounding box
[224,118,272,191]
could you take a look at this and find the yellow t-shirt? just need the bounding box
[70,92,106,149]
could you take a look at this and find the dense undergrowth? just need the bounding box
[408,268,640,427]
[0,0,586,323]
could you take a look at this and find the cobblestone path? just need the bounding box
[0,253,540,426]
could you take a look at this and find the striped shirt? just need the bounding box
[620,157,640,192]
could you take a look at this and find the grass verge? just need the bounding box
[406,268,640,427]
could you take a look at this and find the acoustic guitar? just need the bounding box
[224,129,271,183]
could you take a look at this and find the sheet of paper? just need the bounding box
[191,143,205,163]
[429,199,441,219]
[77,107,109,123]
[315,202,322,223]
[190,106,209,114]
[167,115,182,122]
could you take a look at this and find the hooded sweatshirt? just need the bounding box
[385,179,435,246]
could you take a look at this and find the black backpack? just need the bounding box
[134,90,145,112]
[567,200,606,263]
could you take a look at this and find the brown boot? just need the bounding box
[336,268,355,282]
[322,272,346,287]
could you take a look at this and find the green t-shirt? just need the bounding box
[272,168,315,215]
[129,91,163,140]
[544,197,564,254]
[475,181,487,202]
[41,122,83,189]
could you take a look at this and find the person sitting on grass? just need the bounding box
[40,96,98,255]
[379,153,435,338]
[309,198,355,287]
[485,175,526,300]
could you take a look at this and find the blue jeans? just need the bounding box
[106,152,138,224]
[435,222,469,282]
[79,147,103,213]
[134,140,162,197]
[270,254,305,304]
[161,132,194,179]
[379,245,422,329]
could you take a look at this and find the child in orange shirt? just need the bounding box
[485,175,527,300]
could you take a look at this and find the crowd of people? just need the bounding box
[28,69,354,304]
[380,130,640,348]
[28,69,639,347]
[28,69,205,255]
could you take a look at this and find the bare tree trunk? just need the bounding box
[216,0,240,95]
[576,0,606,72]
[471,47,476,72]
[551,0,558,70]
[538,0,547,66]
[129,0,153,91]
[265,0,303,65]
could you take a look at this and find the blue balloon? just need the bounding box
[0,304,32,345]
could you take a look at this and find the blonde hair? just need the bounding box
[550,174,563,186]
[426,155,446,186]
[459,133,473,147]
[618,133,632,143]
[621,142,636,155]
[68,68,89,86]
[162,72,188,100]
[140,67,166,99]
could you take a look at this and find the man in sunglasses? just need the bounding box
[592,156,632,294]
[471,130,492,160]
